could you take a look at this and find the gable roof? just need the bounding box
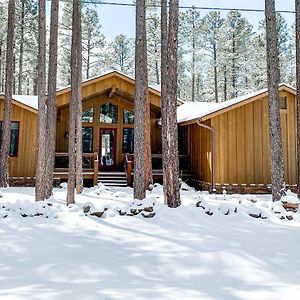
[57,70,183,104]
[0,94,38,114]
[177,83,296,125]
[56,70,164,97]
[12,95,38,111]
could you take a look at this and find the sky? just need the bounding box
[92,0,295,40]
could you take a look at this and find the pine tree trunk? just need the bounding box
[134,0,149,199]
[75,2,83,194]
[213,43,218,102]
[18,0,25,95]
[0,44,2,92]
[223,66,227,101]
[0,0,15,188]
[295,0,300,198]
[231,37,237,98]
[86,39,90,79]
[44,0,59,199]
[67,0,82,204]
[12,55,16,95]
[265,0,286,201]
[191,16,195,102]
[161,0,180,208]
[35,0,47,201]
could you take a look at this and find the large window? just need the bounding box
[122,128,134,153]
[82,127,93,153]
[0,122,19,157]
[123,109,134,124]
[100,103,118,123]
[82,108,94,123]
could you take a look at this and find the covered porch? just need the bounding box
[53,152,191,187]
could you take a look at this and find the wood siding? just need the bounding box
[56,93,162,168]
[0,99,37,177]
[186,91,297,185]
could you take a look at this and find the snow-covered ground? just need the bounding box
[0,184,300,300]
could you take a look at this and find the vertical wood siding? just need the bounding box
[186,91,297,185]
[0,101,37,177]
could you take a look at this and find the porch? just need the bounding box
[53,152,191,187]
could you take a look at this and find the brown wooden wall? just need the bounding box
[186,91,297,185]
[56,94,162,168]
[0,100,37,177]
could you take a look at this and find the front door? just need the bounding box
[99,128,116,169]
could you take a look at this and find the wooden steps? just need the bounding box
[98,171,127,187]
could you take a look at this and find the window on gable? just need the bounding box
[100,103,118,123]
[0,122,19,157]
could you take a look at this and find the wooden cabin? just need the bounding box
[0,94,38,179]
[2,72,298,192]
[53,71,181,186]
[177,83,297,192]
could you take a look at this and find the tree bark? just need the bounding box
[295,0,300,198]
[213,43,218,102]
[44,0,59,199]
[18,0,25,95]
[0,0,15,187]
[161,0,180,208]
[75,1,83,194]
[134,0,150,199]
[223,66,227,101]
[35,0,47,201]
[67,0,82,204]
[265,0,286,201]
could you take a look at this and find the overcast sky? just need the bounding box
[94,0,295,39]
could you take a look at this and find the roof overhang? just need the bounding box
[178,83,296,126]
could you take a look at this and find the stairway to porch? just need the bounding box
[98,171,128,187]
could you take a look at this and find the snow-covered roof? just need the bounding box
[12,95,38,110]
[177,83,296,124]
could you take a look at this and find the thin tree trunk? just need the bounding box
[18,0,25,95]
[44,0,59,199]
[191,17,195,102]
[295,0,300,198]
[134,0,149,199]
[12,55,16,94]
[213,43,218,102]
[35,0,47,201]
[265,0,286,201]
[67,0,82,204]
[75,1,83,194]
[232,37,236,98]
[86,39,90,79]
[0,0,15,187]
[161,0,180,208]
[0,43,2,92]
[223,66,227,101]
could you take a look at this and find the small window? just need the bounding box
[279,97,287,110]
[82,127,93,153]
[100,103,118,123]
[0,121,19,157]
[122,128,134,153]
[82,108,94,123]
[123,109,134,124]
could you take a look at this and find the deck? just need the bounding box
[54,152,191,186]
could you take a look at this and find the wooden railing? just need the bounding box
[124,153,133,186]
[124,153,190,185]
[54,152,99,185]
